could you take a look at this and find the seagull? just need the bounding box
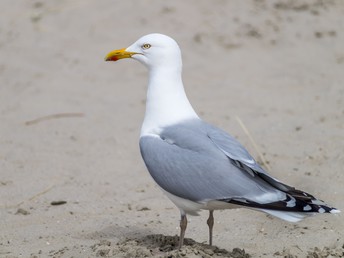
[105,33,340,249]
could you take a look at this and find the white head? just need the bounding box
[105,33,182,70]
[105,33,199,135]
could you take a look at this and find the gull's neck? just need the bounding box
[140,66,199,137]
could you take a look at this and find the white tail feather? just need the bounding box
[259,209,313,222]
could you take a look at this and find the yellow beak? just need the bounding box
[105,48,138,61]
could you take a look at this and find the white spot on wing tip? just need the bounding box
[286,196,296,207]
[303,205,312,211]
[330,209,341,214]
[318,208,325,213]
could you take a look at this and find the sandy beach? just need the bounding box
[1,0,343,257]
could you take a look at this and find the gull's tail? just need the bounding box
[260,207,340,223]
[219,188,340,223]
[259,196,340,222]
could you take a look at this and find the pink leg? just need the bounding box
[207,210,214,246]
[178,213,187,249]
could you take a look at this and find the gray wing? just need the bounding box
[139,121,286,204]
[139,119,337,214]
[206,124,293,192]
[204,122,337,214]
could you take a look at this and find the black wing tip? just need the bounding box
[311,205,340,214]
[218,197,340,215]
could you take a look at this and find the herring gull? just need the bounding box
[105,33,339,249]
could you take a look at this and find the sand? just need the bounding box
[0,0,343,257]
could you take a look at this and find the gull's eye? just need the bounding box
[142,43,151,50]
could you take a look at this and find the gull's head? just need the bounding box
[105,33,182,69]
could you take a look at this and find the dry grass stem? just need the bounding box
[25,113,84,126]
[235,116,271,171]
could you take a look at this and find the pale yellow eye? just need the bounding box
[142,43,151,49]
